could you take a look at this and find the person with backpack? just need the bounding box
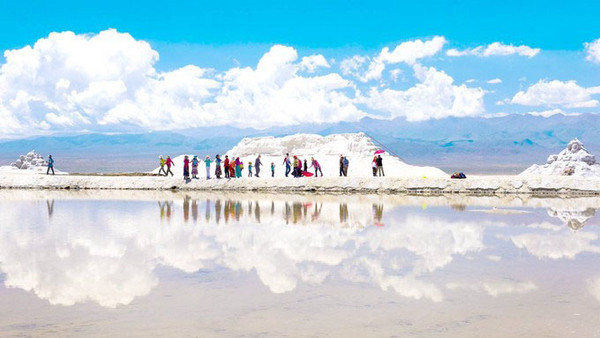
[191,156,199,179]
[303,159,308,173]
[292,156,300,177]
[342,156,349,176]
[255,155,262,177]
[283,153,291,177]
[158,156,167,176]
[339,155,344,177]
[46,155,55,175]
[376,155,384,176]
[165,155,175,176]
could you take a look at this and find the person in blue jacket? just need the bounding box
[46,155,55,175]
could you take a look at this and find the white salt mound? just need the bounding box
[520,139,600,177]
[0,150,64,175]
[155,133,447,178]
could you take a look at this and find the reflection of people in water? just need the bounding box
[215,199,222,224]
[284,202,291,224]
[311,202,322,221]
[234,201,242,221]
[255,201,261,223]
[293,202,302,224]
[224,200,231,223]
[46,200,55,219]
[183,196,190,223]
[373,203,384,226]
[339,203,348,224]
[205,199,211,223]
[271,201,275,216]
[158,201,173,222]
[192,199,198,222]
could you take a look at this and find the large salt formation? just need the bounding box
[9,151,48,171]
[521,139,600,177]
[155,133,447,178]
[226,133,447,178]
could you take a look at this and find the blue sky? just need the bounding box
[2,0,600,54]
[0,0,599,138]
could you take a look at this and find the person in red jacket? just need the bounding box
[223,155,230,178]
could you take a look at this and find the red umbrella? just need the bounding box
[375,149,385,155]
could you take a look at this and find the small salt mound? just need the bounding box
[155,133,447,178]
[520,139,600,177]
[0,150,65,175]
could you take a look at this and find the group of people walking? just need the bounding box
[157,153,384,181]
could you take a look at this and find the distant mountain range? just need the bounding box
[1,114,598,174]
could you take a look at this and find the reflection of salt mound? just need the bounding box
[547,207,596,231]
[226,133,446,178]
[521,139,600,177]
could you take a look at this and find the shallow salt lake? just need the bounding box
[0,191,599,337]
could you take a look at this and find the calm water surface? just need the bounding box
[0,191,599,337]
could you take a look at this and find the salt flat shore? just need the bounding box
[1,173,600,196]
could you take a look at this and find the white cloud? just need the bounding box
[299,54,330,73]
[0,30,365,137]
[487,78,502,84]
[510,80,600,108]
[341,36,447,82]
[510,231,600,259]
[585,38,600,63]
[361,65,486,121]
[447,42,540,58]
[446,280,538,297]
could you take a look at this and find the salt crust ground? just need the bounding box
[1,172,600,196]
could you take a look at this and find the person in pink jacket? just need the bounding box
[310,157,323,177]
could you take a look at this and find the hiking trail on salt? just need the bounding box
[154,133,447,178]
[520,139,600,177]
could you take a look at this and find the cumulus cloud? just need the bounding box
[447,42,540,58]
[299,54,330,73]
[0,30,365,137]
[487,78,502,84]
[510,80,600,108]
[360,64,486,121]
[341,36,447,82]
[585,38,600,63]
